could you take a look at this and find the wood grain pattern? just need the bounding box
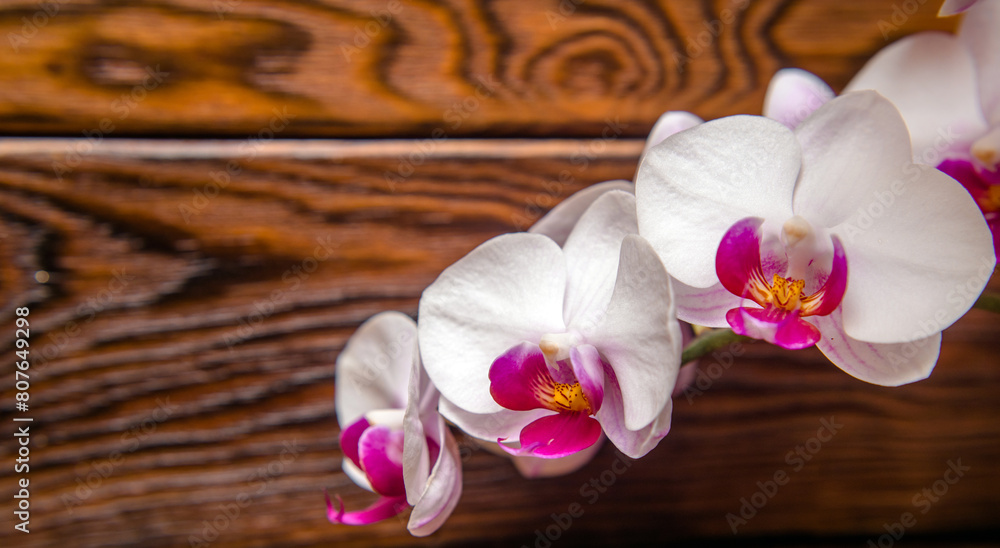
[0,140,997,547]
[0,0,957,138]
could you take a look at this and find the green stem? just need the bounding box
[973,290,1000,314]
[681,328,751,365]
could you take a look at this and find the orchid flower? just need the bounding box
[330,312,462,536]
[765,1,1000,255]
[636,91,995,386]
[473,111,698,479]
[502,185,695,478]
[419,190,682,460]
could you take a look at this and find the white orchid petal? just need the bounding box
[597,372,672,459]
[960,0,1000,123]
[562,190,639,329]
[844,34,988,160]
[831,164,995,343]
[813,311,941,385]
[418,234,567,413]
[764,68,835,129]
[528,180,634,246]
[672,279,740,328]
[587,235,682,430]
[438,397,553,442]
[792,91,915,228]
[939,0,980,16]
[636,115,799,288]
[402,352,437,506]
[335,312,417,426]
[642,111,704,154]
[407,426,463,536]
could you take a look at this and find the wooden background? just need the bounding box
[0,1,996,547]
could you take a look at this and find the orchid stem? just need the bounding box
[974,290,1000,314]
[681,328,751,365]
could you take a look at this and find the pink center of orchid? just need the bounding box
[759,274,805,312]
[550,382,592,413]
[327,412,438,527]
[716,216,848,350]
[488,341,605,459]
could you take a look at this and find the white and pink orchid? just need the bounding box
[330,312,461,536]
[636,91,995,385]
[418,190,682,460]
[505,172,696,478]
[765,1,1000,255]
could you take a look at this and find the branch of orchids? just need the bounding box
[680,328,752,365]
[973,290,1000,315]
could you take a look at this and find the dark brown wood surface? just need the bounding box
[0,0,955,138]
[0,0,997,547]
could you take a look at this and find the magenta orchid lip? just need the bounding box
[489,342,603,459]
[715,216,848,350]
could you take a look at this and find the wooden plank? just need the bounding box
[0,0,956,138]
[0,139,997,547]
